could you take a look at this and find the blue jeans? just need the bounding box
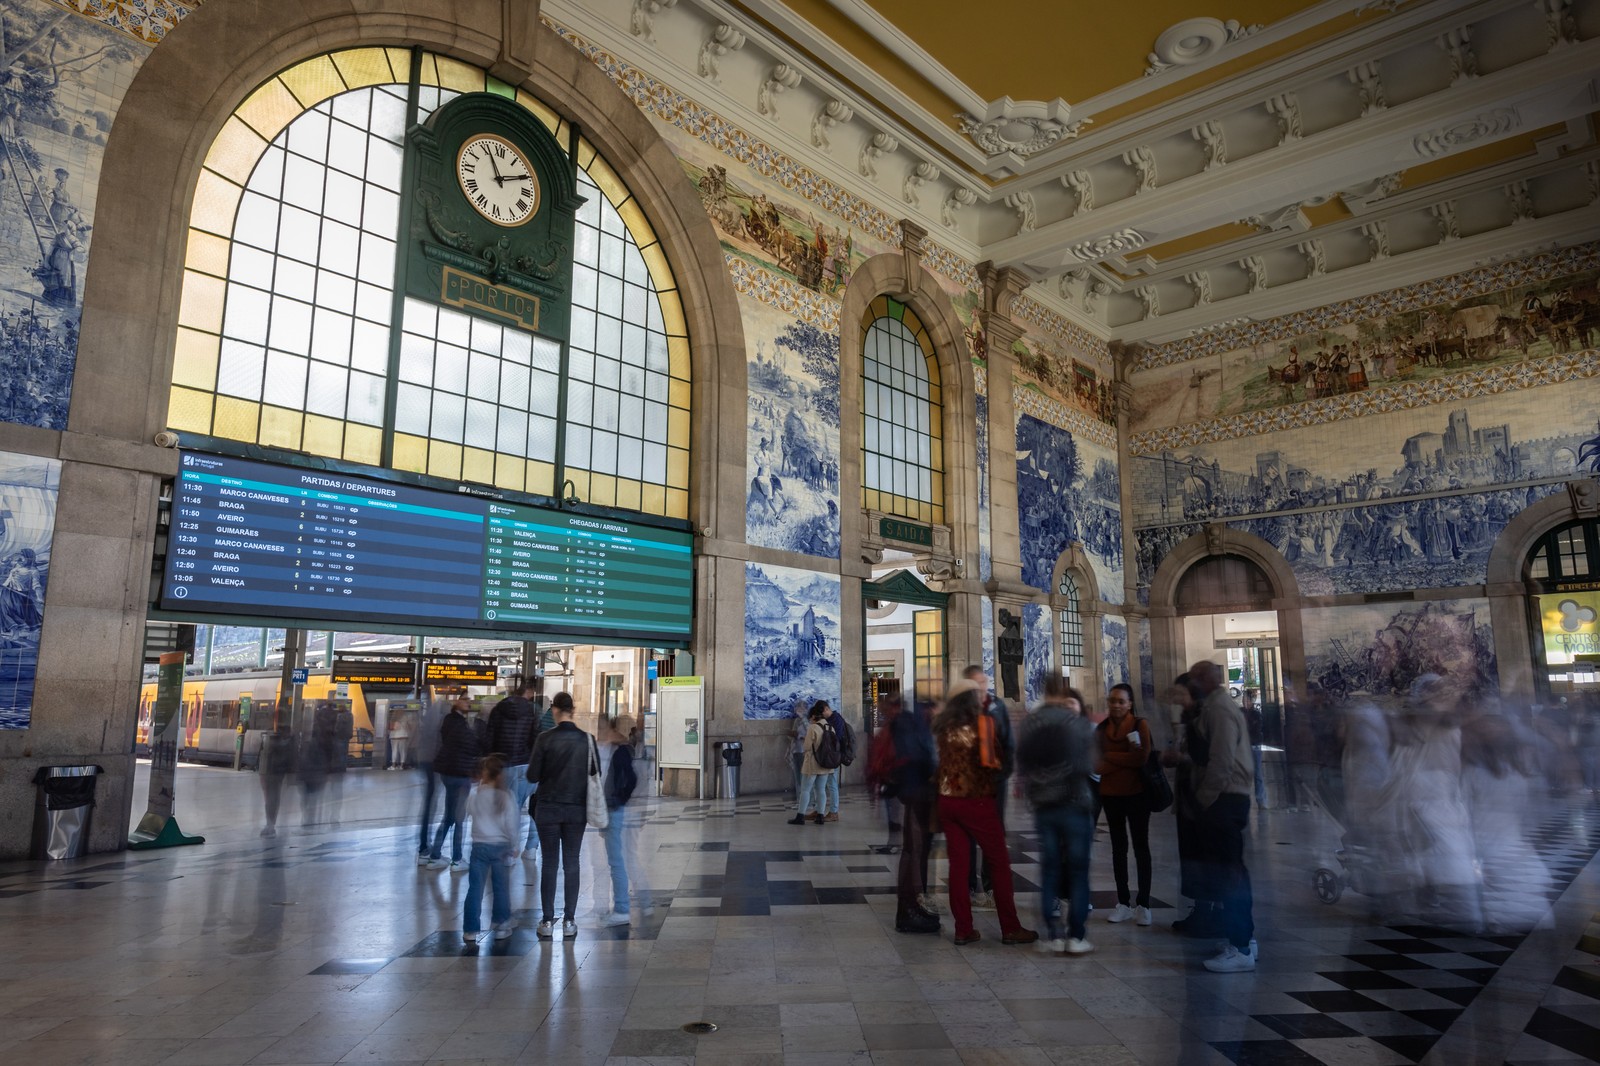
[600,807,630,915]
[504,764,537,848]
[798,772,827,815]
[464,841,511,933]
[429,775,471,862]
[416,762,439,854]
[824,768,840,813]
[1036,805,1093,940]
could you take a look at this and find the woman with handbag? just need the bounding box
[933,679,1037,946]
[526,691,592,938]
[1096,683,1155,927]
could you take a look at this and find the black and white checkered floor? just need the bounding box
[0,764,1595,1064]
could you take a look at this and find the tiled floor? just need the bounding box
[0,763,1596,1065]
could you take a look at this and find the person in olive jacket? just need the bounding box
[426,698,483,871]
[526,691,591,938]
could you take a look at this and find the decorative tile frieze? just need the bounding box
[1012,295,1110,360]
[725,253,840,332]
[1138,241,1600,369]
[1016,385,1118,450]
[1128,345,1600,455]
[544,19,981,296]
[44,0,195,43]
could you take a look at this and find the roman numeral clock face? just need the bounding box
[456,134,540,226]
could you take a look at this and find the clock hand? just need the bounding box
[485,149,504,184]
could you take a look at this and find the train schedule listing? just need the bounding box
[163,452,484,623]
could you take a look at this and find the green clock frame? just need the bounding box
[402,92,584,342]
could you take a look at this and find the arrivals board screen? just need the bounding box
[160,452,694,643]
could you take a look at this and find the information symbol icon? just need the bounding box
[172,586,188,599]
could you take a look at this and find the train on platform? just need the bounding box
[134,672,379,768]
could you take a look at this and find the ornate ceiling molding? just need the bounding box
[956,97,1090,161]
[1144,17,1263,77]
[1413,107,1522,158]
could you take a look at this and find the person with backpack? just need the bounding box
[885,697,939,935]
[1017,676,1099,954]
[962,664,1014,908]
[933,678,1037,946]
[590,715,638,926]
[823,703,855,821]
[788,701,836,825]
[1096,682,1156,928]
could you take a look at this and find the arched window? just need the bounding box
[1057,570,1085,669]
[860,296,943,524]
[167,49,691,519]
[1526,518,1597,583]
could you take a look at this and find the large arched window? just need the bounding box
[167,49,691,519]
[860,296,943,524]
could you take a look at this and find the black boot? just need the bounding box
[787,814,806,825]
[896,908,940,934]
[812,812,825,825]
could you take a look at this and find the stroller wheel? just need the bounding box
[1313,867,1343,904]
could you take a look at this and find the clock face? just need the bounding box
[456,134,540,227]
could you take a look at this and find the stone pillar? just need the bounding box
[975,263,1041,694]
[1111,344,1145,700]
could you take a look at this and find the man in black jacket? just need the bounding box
[488,680,541,849]
[526,692,590,938]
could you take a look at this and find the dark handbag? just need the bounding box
[1142,748,1174,813]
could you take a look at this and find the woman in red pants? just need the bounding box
[933,678,1037,946]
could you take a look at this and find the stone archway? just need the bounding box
[1485,479,1600,704]
[46,0,749,846]
[1146,524,1306,700]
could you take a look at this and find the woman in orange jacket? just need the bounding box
[1096,683,1154,926]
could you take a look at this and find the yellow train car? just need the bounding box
[136,672,376,768]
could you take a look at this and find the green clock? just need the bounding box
[402,92,582,340]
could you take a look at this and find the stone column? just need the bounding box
[1111,344,1146,699]
[976,263,1040,700]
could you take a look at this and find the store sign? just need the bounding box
[1540,591,1600,663]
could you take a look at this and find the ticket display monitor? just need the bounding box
[160,451,693,645]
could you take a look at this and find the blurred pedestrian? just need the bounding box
[463,754,521,943]
[888,697,939,934]
[962,664,1014,910]
[526,692,591,938]
[258,723,295,838]
[1097,682,1154,927]
[1161,674,1217,935]
[1462,708,1549,931]
[788,700,808,807]
[591,715,638,926]
[1189,661,1257,973]
[1579,696,1600,794]
[415,698,446,865]
[1017,675,1098,954]
[488,680,541,847]
[824,702,855,821]
[934,678,1036,947]
[866,695,905,851]
[426,697,481,872]
[388,707,412,770]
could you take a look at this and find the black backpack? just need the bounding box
[836,715,856,766]
[814,724,842,770]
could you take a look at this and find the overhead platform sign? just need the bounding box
[423,660,498,684]
[158,451,693,644]
[331,659,418,686]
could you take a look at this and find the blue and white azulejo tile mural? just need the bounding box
[743,562,840,720]
[0,449,60,729]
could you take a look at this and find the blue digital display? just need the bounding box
[159,452,693,643]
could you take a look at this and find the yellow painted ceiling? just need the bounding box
[785,0,1335,108]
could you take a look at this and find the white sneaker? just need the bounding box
[1203,943,1258,972]
[1065,937,1095,955]
[536,920,555,939]
[917,893,943,915]
[493,926,514,941]
[1107,903,1136,923]
[562,919,578,938]
[1136,906,1153,927]
[449,859,468,874]
[462,931,480,944]
[1037,937,1067,954]
[426,856,448,869]
[492,918,517,939]
[602,912,631,927]
[415,852,430,866]
[970,891,996,911]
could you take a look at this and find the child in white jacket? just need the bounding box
[463,755,522,942]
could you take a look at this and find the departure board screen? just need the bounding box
[160,452,694,643]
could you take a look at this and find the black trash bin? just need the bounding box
[32,764,104,860]
[718,741,742,799]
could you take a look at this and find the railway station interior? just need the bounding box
[1,0,1599,1063]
